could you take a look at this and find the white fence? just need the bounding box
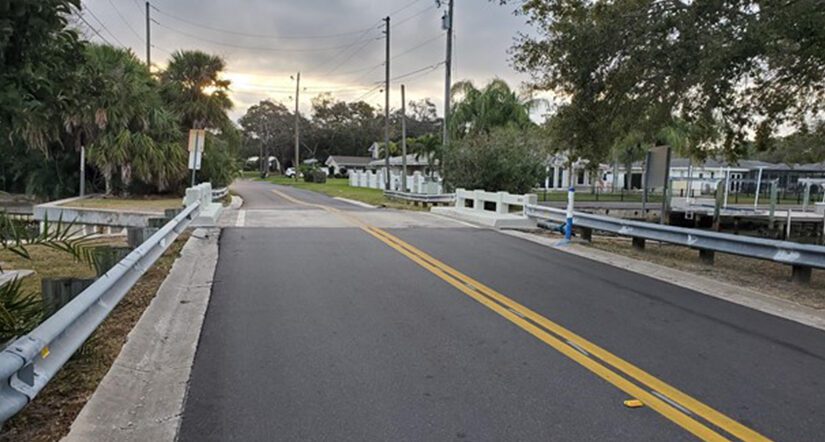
[349,170,444,194]
[455,189,538,214]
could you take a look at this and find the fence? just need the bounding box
[456,189,538,214]
[349,170,444,194]
[0,198,201,426]
[383,190,454,206]
[524,203,825,284]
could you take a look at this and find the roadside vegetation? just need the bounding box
[0,2,238,201]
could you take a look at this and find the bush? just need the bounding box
[441,127,546,194]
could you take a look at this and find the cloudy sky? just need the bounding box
[79,0,538,122]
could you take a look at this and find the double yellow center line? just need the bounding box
[270,189,770,441]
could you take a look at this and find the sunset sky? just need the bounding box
[79,0,539,121]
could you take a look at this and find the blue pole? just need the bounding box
[565,186,575,240]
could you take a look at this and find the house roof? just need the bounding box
[369,154,431,167]
[326,155,372,167]
[625,157,825,172]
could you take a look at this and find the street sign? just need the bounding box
[187,129,205,171]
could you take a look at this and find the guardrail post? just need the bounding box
[791,265,812,285]
[632,237,645,250]
[474,190,485,212]
[455,189,466,208]
[581,227,593,242]
[496,192,508,214]
[698,249,714,265]
[565,187,575,241]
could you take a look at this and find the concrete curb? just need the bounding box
[501,230,825,332]
[63,228,220,442]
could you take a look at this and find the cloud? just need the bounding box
[83,0,538,121]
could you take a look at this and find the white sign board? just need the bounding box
[187,129,205,170]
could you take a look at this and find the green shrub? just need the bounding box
[312,171,327,183]
[441,127,546,194]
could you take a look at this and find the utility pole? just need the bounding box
[79,144,85,197]
[294,72,301,181]
[442,0,454,147]
[401,84,407,192]
[383,16,391,190]
[145,2,151,69]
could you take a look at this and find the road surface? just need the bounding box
[179,180,825,441]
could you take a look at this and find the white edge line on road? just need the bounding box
[427,212,481,229]
[236,210,246,227]
[333,197,376,209]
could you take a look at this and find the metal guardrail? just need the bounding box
[384,190,455,204]
[0,201,201,425]
[524,203,825,271]
[211,187,229,201]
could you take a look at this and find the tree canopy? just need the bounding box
[503,0,825,161]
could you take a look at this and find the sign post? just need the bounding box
[644,146,672,224]
[188,129,205,187]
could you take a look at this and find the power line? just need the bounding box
[394,3,438,28]
[150,4,381,40]
[82,3,126,47]
[106,0,143,44]
[386,61,445,83]
[153,20,382,53]
[392,33,444,61]
[77,14,114,46]
[387,0,427,16]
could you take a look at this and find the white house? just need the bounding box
[325,155,372,176]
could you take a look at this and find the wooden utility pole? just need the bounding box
[442,0,454,147]
[294,72,301,181]
[401,84,407,192]
[145,2,151,68]
[383,16,391,190]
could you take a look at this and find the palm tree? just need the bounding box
[68,45,185,194]
[612,130,649,190]
[160,50,233,131]
[449,79,542,139]
[408,134,442,177]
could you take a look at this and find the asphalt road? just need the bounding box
[179,180,825,441]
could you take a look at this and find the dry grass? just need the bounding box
[0,232,190,442]
[570,234,825,309]
[0,237,127,295]
[60,196,182,213]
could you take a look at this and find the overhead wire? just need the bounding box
[76,14,114,46]
[152,21,382,53]
[82,2,126,47]
[106,0,144,44]
[150,4,381,40]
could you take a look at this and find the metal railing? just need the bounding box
[524,203,825,272]
[0,201,201,425]
[211,187,229,201]
[384,190,455,204]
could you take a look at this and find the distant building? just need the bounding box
[325,155,372,176]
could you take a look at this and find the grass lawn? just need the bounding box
[265,176,422,210]
[60,196,182,213]
[0,237,126,295]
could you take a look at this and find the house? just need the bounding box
[325,155,372,176]
[367,142,436,176]
[368,154,433,175]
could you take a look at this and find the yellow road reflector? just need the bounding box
[41,347,50,359]
[624,399,644,408]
